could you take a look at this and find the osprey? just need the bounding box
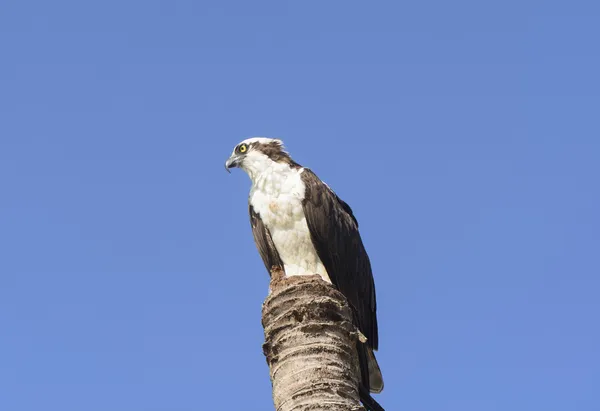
[225,137,384,407]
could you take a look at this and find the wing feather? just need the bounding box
[249,204,283,275]
[300,169,378,350]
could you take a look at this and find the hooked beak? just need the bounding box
[225,155,241,173]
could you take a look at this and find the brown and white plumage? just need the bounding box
[225,137,384,404]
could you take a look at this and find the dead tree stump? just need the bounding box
[261,268,365,411]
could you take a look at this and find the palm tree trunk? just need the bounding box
[261,268,365,411]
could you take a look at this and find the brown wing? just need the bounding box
[300,168,378,351]
[249,204,283,275]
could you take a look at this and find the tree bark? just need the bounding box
[262,268,365,411]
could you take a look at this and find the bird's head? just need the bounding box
[225,137,298,180]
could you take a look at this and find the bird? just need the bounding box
[225,137,384,410]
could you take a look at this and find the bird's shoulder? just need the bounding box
[300,168,358,228]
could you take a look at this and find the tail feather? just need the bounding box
[351,308,384,409]
[356,340,385,410]
[367,347,384,393]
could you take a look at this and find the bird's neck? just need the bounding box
[248,163,300,196]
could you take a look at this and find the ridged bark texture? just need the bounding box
[262,269,365,411]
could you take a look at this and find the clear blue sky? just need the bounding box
[1,1,598,410]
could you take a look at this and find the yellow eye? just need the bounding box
[238,144,248,153]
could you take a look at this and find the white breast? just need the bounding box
[249,166,330,283]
